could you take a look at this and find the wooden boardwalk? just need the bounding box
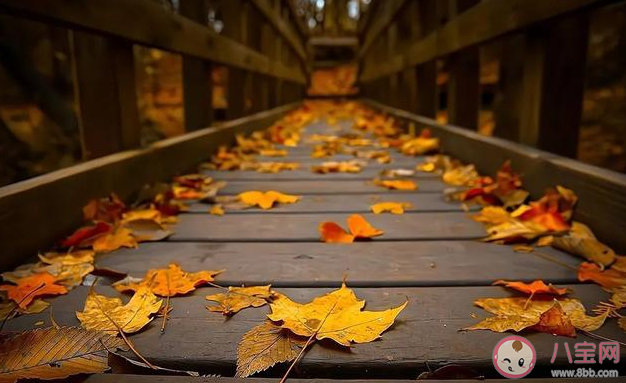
[4,117,625,381]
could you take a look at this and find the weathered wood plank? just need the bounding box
[360,0,610,82]
[364,100,626,253]
[0,104,299,272]
[168,212,486,242]
[187,193,473,214]
[219,179,446,195]
[0,0,305,83]
[202,167,437,181]
[5,285,622,378]
[96,240,580,287]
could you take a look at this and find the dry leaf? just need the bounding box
[238,191,300,210]
[311,160,363,174]
[82,193,126,223]
[578,262,626,288]
[371,202,412,214]
[374,179,417,191]
[76,286,162,333]
[347,214,384,238]
[267,283,407,346]
[0,272,67,309]
[399,129,440,155]
[529,302,576,337]
[92,226,138,253]
[209,204,225,216]
[207,285,274,315]
[236,321,306,378]
[0,299,49,321]
[61,221,112,248]
[259,149,288,157]
[551,222,615,266]
[493,280,569,296]
[113,263,223,296]
[319,222,355,243]
[0,326,125,383]
[319,214,383,243]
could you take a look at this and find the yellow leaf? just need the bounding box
[259,149,288,157]
[38,250,95,265]
[551,222,615,266]
[76,286,162,334]
[236,321,306,377]
[209,204,225,216]
[311,161,363,174]
[0,299,49,321]
[442,164,479,186]
[0,326,125,382]
[371,202,412,214]
[238,191,301,210]
[416,162,436,172]
[92,226,137,253]
[373,179,417,191]
[267,283,407,346]
[207,285,274,315]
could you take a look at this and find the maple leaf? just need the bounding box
[0,272,67,309]
[319,214,384,243]
[92,226,138,253]
[373,179,417,191]
[113,263,223,296]
[238,191,300,210]
[206,285,274,315]
[493,280,569,296]
[267,283,407,346]
[76,286,162,334]
[209,204,225,216]
[465,297,607,336]
[0,326,125,382]
[528,302,577,337]
[578,262,626,288]
[371,202,412,214]
[551,222,615,266]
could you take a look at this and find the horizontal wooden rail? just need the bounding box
[360,0,611,82]
[0,0,306,84]
[357,0,408,59]
[250,0,307,65]
[0,103,299,272]
[364,99,626,253]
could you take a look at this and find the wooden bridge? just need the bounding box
[0,1,625,383]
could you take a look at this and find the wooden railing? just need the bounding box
[0,0,308,158]
[357,0,618,158]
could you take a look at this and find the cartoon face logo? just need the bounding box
[493,335,536,379]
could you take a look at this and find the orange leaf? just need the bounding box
[578,262,626,288]
[82,194,126,223]
[347,214,384,238]
[370,202,412,214]
[238,191,300,210]
[210,204,225,216]
[529,302,577,337]
[493,280,569,296]
[374,179,417,191]
[0,272,67,309]
[319,222,355,243]
[114,263,224,297]
[92,226,138,253]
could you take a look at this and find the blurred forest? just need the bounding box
[0,0,625,187]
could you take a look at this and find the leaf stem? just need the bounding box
[0,283,45,332]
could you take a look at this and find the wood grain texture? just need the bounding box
[187,193,474,213]
[0,0,305,83]
[4,285,622,378]
[168,212,486,242]
[0,104,299,271]
[95,241,581,287]
[219,179,446,195]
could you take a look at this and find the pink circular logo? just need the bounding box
[492,335,536,379]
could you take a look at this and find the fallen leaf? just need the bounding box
[442,164,479,186]
[578,262,626,288]
[374,179,417,191]
[318,222,355,243]
[82,194,126,223]
[0,272,67,309]
[92,226,138,253]
[236,321,306,378]
[371,202,412,214]
[0,326,125,382]
[39,250,95,266]
[61,221,112,248]
[267,283,407,346]
[319,214,383,243]
[238,191,300,210]
[207,285,274,315]
[399,129,440,156]
[255,162,300,173]
[76,286,162,334]
[347,214,384,238]
[493,280,569,296]
[0,299,49,321]
[529,301,577,337]
[259,149,288,157]
[209,204,225,216]
[113,263,223,296]
[311,160,363,174]
[124,219,173,242]
[551,222,615,266]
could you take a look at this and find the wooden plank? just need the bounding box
[250,0,307,63]
[360,0,610,82]
[187,193,474,213]
[96,240,580,287]
[180,0,214,130]
[71,32,140,159]
[518,12,589,158]
[219,179,447,195]
[364,100,626,253]
[168,212,486,241]
[0,0,306,83]
[5,285,622,378]
[201,167,439,181]
[357,0,408,59]
[0,103,299,272]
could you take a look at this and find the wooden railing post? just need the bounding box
[413,0,439,118]
[220,0,246,119]
[71,32,140,159]
[447,0,480,129]
[518,12,589,158]
[493,34,525,141]
[180,0,213,130]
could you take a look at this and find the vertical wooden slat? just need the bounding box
[180,0,213,130]
[413,0,438,118]
[387,23,398,108]
[447,0,480,129]
[71,32,139,159]
[519,12,589,158]
[493,34,524,141]
[220,0,246,119]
